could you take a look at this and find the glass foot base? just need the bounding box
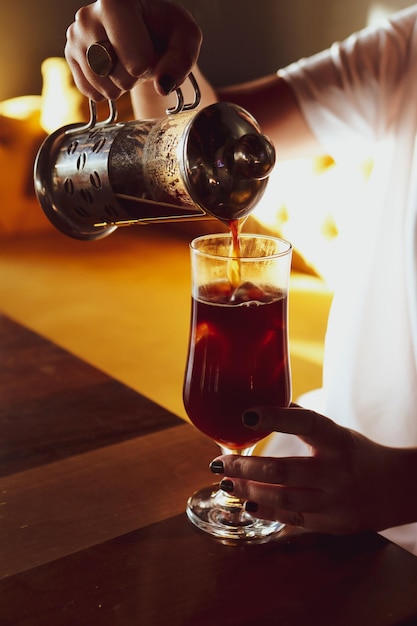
[186,484,284,543]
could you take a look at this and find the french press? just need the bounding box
[34,74,276,240]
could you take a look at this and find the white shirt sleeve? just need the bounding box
[279,5,417,160]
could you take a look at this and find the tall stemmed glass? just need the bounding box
[183,233,292,541]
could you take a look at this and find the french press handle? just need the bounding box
[82,71,201,133]
[166,71,201,114]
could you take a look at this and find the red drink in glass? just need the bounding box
[183,279,291,451]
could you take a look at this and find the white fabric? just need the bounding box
[267,6,417,554]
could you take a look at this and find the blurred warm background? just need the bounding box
[0,0,412,423]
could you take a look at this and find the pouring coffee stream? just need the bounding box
[34,73,276,241]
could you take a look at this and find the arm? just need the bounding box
[210,406,417,535]
[130,69,323,160]
[217,74,323,160]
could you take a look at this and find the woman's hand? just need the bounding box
[65,0,202,102]
[210,405,417,535]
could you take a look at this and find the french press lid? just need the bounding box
[180,100,276,222]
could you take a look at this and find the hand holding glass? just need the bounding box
[183,233,292,541]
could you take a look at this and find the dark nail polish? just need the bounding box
[245,501,259,513]
[158,74,176,95]
[209,460,224,474]
[220,479,234,493]
[243,411,260,427]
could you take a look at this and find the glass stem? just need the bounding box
[219,444,255,457]
[215,444,256,525]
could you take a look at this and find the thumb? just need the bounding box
[243,405,346,452]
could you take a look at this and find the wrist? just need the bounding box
[131,80,176,119]
[374,446,417,531]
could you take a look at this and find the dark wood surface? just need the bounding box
[1,313,417,626]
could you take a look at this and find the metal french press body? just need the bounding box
[34,74,276,240]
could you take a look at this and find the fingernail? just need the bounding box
[219,479,234,493]
[242,411,260,427]
[209,460,224,474]
[158,74,176,95]
[245,501,259,513]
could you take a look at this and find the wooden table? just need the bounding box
[1,313,417,626]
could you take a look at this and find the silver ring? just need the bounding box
[86,41,117,77]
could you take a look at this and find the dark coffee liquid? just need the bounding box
[183,281,291,451]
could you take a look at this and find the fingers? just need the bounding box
[209,454,327,529]
[214,468,327,531]
[65,5,126,102]
[211,454,326,489]
[64,0,202,102]
[210,457,350,533]
[224,477,344,532]
[220,475,325,515]
[149,3,202,95]
[215,454,333,513]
